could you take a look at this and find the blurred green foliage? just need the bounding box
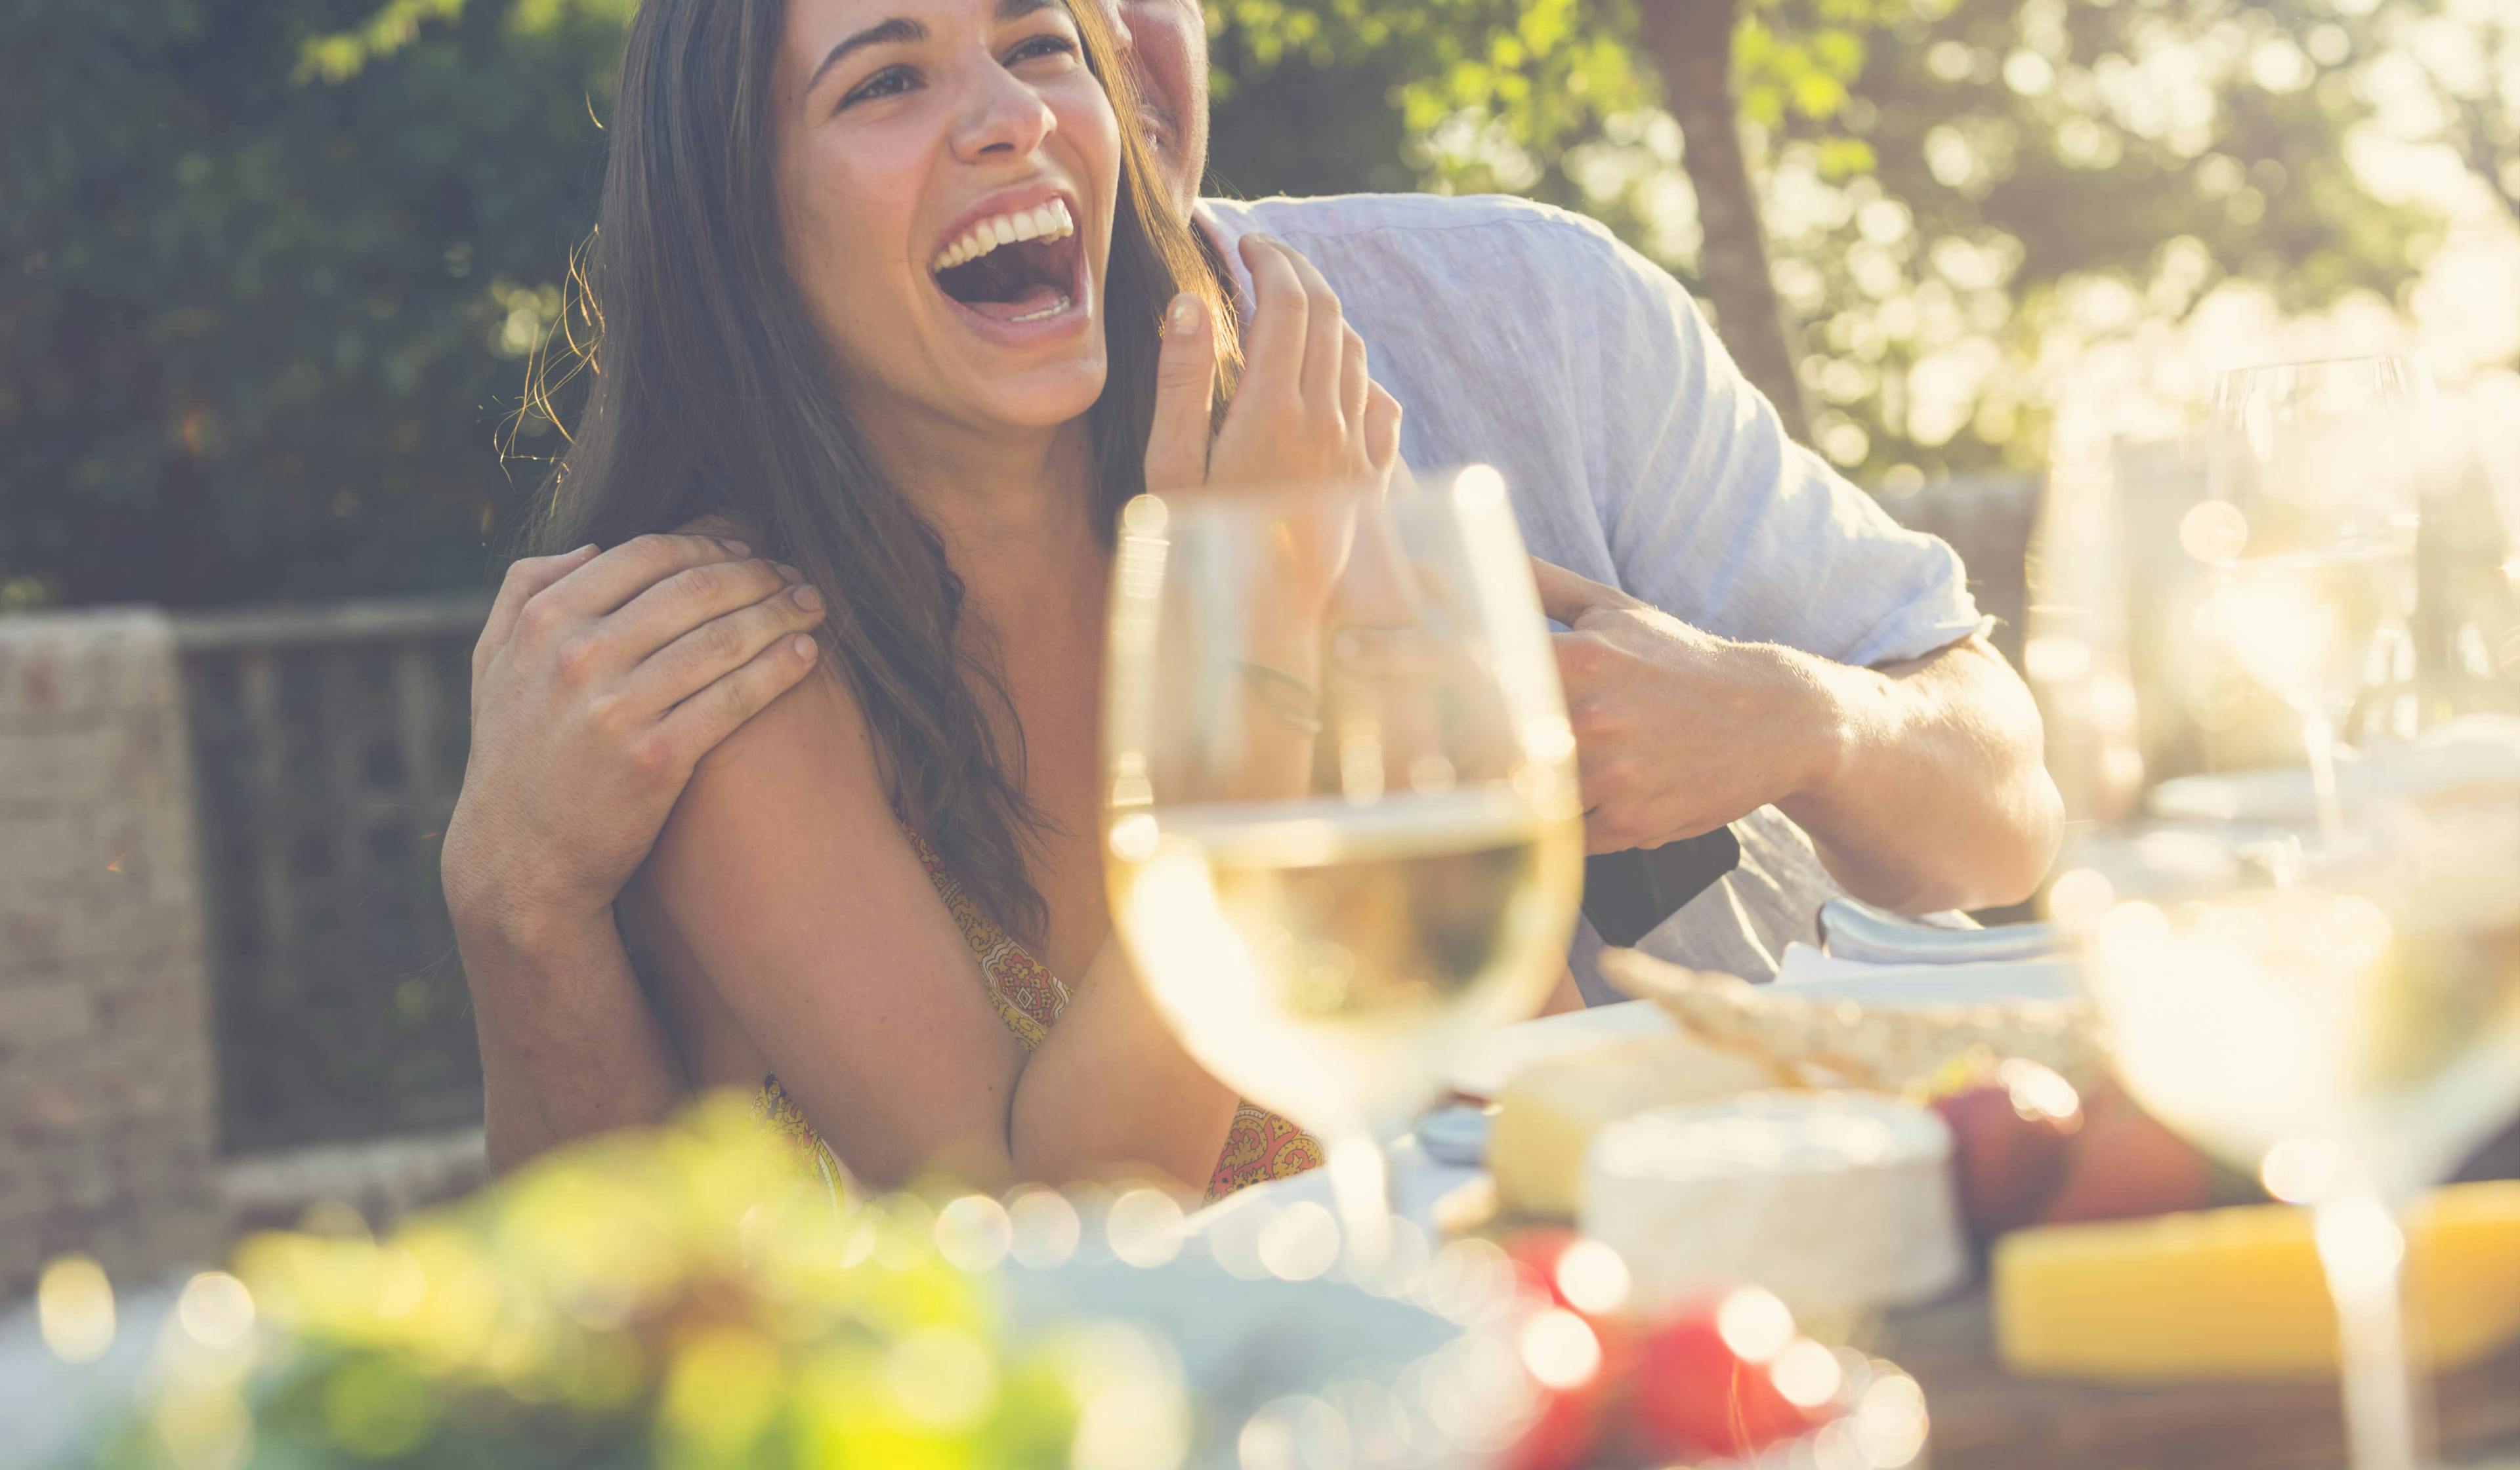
[0,0,2456,608]
[1,0,632,610]
[85,1105,1118,1469]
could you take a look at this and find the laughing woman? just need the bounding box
[526,0,1399,1200]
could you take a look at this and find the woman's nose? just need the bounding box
[949,65,1058,164]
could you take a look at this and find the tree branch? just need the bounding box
[1633,0,1813,445]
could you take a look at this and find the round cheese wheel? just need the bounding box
[1584,1091,1969,1319]
[1489,1032,1782,1220]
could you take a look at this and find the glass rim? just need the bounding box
[2212,352,2428,379]
[2209,353,2436,400]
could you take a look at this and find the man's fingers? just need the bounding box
[625,583,829,717]
[1581,810,1641,857]
[1530,556,1624,627]
[605,558,800,674]
[536,533,759,624]
[478,545,598,683]
[1238,234,1309,404]
[1143,292,1216,495]
[658,631,827,771]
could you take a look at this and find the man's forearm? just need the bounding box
[460,913,692,1173]
[1779,637,2064,914]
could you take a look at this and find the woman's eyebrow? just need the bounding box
[803,0,1065,98]
[805,16,926,97]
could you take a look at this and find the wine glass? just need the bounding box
[1101,467,1585,1269]
[2021,413,2151,826]
[2051,801,2520,1470]
[2193,357,2437,833]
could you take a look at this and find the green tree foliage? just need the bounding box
[1209,0,2437,482]
[1,0,631,609]
[1761,0,2437,480]
[1,0,2451,608]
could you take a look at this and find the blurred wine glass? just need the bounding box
[1102,467,1584,1266]
[2023,417,2151,828]
[2187,357,2436,833]
[2054,795,2520,1470]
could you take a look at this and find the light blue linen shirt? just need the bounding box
[1198,194,1991,990]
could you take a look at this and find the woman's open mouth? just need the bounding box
[930,197,1086,331]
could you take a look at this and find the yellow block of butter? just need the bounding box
[1489,1031,1782,1219]
[1994,1181,2520,1381]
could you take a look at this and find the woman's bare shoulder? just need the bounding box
[669,654,885,850]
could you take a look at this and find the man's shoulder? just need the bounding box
[1206,191,1636,273]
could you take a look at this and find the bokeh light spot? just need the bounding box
[37,1255,115,1364]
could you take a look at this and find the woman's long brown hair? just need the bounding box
[522,0,1239,942]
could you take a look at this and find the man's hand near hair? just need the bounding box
[1532,558,2061,915]
[444,533,829,1172]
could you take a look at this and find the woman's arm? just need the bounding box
[1009,939,1244,1188]
[634,664,1240,1194]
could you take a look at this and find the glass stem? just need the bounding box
[1327,1131,1393,1280]
[2313,1192,2427,1470]
[2304,708,2345,840]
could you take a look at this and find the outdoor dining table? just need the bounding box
[1198,1135,2520,1470]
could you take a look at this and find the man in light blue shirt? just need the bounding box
[1194,193,2020,989]
[446,0,2059,1169]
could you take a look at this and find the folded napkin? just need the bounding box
[1773,942,2080,1006]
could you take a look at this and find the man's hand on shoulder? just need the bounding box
[442,532,829,955]
[444,530,830,1170]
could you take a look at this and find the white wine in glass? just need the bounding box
[1102,468,1584,1265]
[2057,806,2520,1470]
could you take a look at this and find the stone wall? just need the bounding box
[0,608,223,1299]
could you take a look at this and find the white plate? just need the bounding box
[1773,943,2080,1005]
[2151,717,2520,824]
[1441,999,1675,1101]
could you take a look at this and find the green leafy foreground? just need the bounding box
[82,1100,1168,1470]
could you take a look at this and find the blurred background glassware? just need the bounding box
[2181,356,2436,833]
[2023,413,2152,830]
[2051,783,2520,1470]
[1102,467,1585,1269]
[2028,362,2511,838]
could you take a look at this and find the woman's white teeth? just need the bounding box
[933,198,1075,272]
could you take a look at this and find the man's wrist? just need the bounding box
[1762,642,1865,814]
[450,892,625,992]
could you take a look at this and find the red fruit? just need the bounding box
[1626,1296,1816,1460]
[1503,1227,1586,1309]
[1502,1376,1607,1470]
[2038,1080,2216,1225]
[1933,1059,2084,1241]
[1502,1228,1637,1324]
[1505,1304,1629,1470]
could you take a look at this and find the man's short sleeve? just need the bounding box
[1571,225,1990,668]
